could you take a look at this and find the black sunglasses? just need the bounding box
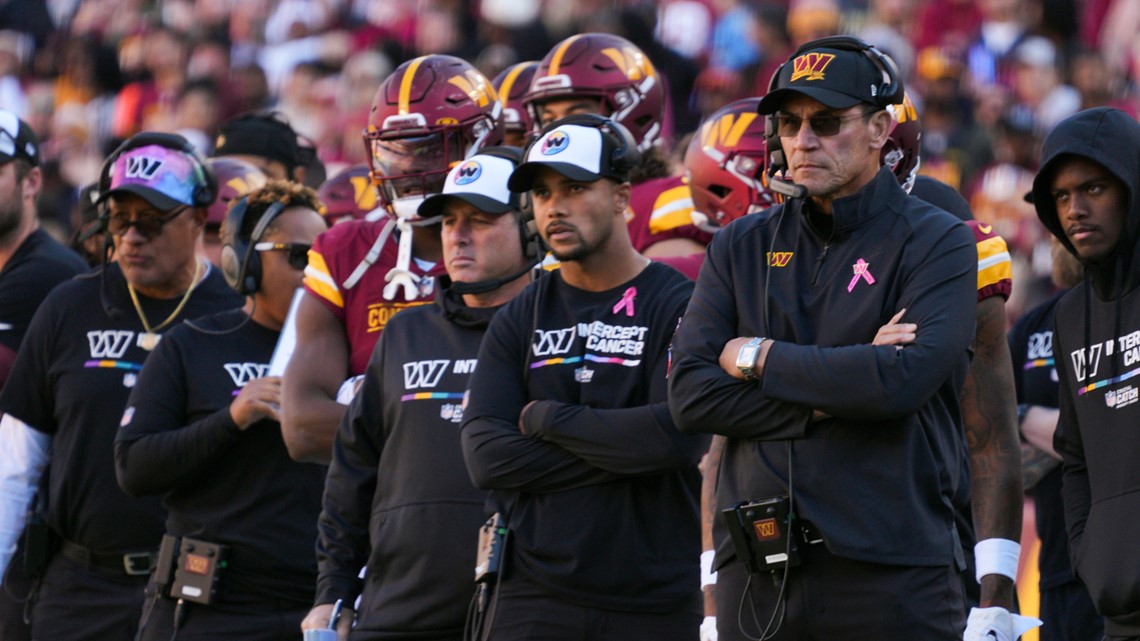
[105,206,188,239]
[774,108,880,138]
[254,242,311,270]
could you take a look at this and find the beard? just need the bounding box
[0,185,24,242]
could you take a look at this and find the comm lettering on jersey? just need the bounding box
[367,302,422,333]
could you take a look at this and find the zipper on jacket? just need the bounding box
[812,241,831,285]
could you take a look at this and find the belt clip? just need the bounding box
[123,552,156,576]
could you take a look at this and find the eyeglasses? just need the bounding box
[106,206,188,239]
[774,109,880,138]
[254,242,311,270]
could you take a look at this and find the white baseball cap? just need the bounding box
[418,149,521,219]
[508,121,633,191]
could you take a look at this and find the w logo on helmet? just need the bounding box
[447,70,498,108]
[125,156,164,180]
[601,46,657,82]
[701,112,758,149]
[542,131,569,155]
[455,161,482,185]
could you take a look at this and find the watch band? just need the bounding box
[736,337,766,381]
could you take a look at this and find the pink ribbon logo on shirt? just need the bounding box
[847,259,875,292]
[613,287,637,317]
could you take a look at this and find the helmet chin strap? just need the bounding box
[383,195,430,301]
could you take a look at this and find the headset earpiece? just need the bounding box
[221,196,288,296]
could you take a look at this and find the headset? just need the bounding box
[97,132,218,210]
[479,145,542,262]
[220,195,289,296]
[448,146,544,296]
[763,36,902,199]
[533,113,642,180]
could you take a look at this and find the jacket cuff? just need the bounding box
[315,574,361,607]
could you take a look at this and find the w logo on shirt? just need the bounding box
[125,156,164,180]
[767,252,793,267]
[532,327,576,356]
[223,362,270,387]
[403,359,450,389]
[87,330,135,359]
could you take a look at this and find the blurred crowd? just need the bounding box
[0,0,1138,318]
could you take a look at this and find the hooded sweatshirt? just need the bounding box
[1031,107,1140,634]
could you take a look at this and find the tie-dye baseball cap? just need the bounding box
[102,143,208,211]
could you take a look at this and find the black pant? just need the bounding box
[716,544,965,641]
[136,585,308,641]
[1040,581,1103,641]
[30,554,148,641]
[483,573,701,641]
[0,539,34,641]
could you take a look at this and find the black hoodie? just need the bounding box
[1031,107,1140,634]
[314,279,502,640]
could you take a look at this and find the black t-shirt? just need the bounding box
[0,229,87,386]
[461,262,706,612]
[115,308,326,604]
[0,263,242,553]
[1009,289,1073,590]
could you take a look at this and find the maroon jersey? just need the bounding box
[303,219,442,375]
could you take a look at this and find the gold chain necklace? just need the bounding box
[127,259,204,351]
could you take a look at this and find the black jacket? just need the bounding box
[461,262,706,612]
[1031,107,1140,634]
[315,280,500,640]
[669,167,977,569]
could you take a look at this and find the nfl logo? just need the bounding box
[1106,391,1117,407]
[441,404,455,420]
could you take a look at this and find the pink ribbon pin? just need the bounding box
[613,287,637,316]
[847,259,875,292]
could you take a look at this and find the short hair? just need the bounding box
[228,179,324,241]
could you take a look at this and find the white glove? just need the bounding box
[700,616,717,641]
[963,606,1042,641]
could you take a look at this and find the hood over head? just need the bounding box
[1032,107,1140,298]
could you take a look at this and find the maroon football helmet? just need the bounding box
[685,98,778,231]
[204,157,267,229]
[493,61,540,143]
[524,33,665,152]
[883,91,922,193]
[364,54,504,222]
[317,164,382,225]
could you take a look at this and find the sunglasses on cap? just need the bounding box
[105,206,188,239]
[774,108,880,138]
[254,242,311,270]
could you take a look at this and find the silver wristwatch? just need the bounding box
[735,337,766,381]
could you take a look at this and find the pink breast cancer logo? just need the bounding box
[847,258,875,292]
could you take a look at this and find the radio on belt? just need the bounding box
[170,538,228,605]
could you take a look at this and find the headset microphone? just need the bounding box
[767,177,808,200]
[450,259,539,295]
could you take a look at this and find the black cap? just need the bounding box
[0,109,40,166]
[758,43,893,115]
[214,113,301,170]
